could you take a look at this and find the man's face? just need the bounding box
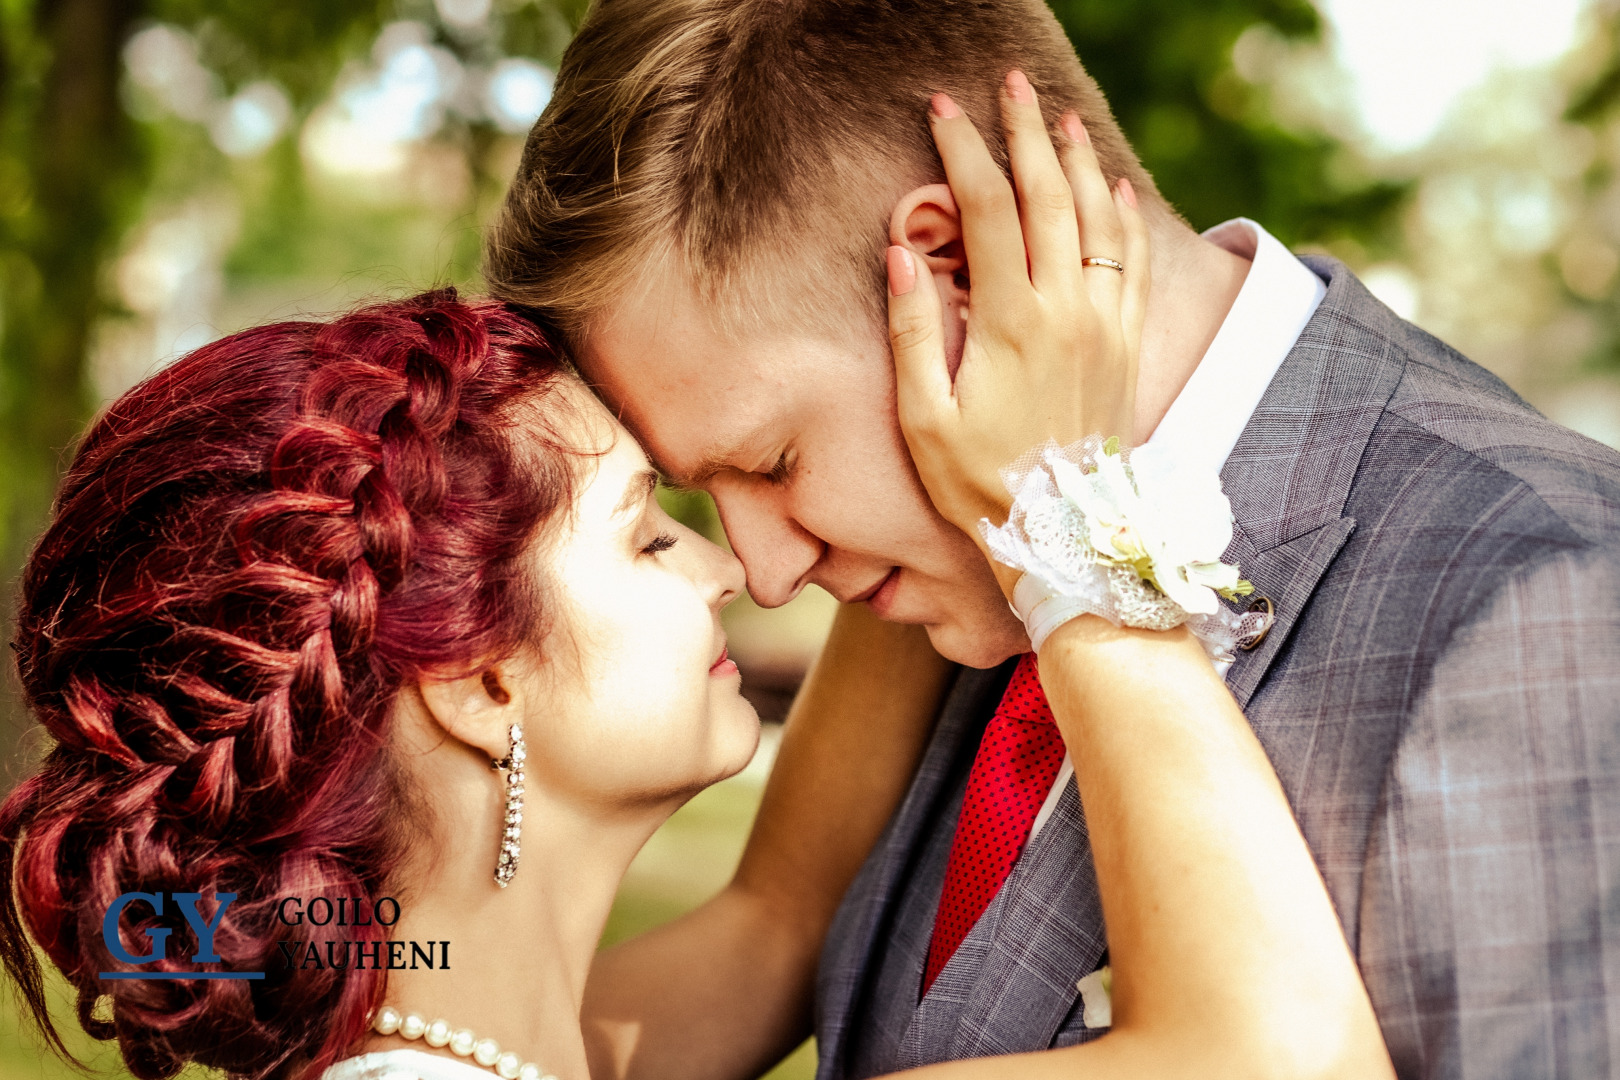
[579,266,1027,668]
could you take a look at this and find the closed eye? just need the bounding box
[642,534,678,555]
[766,453,792,485]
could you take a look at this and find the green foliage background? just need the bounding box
[1050,0,1404,243]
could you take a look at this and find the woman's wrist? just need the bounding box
[1038,617,1206,693]
[1040,610,1189,652]
[1035,609,1116,656]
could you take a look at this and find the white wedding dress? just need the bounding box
[323,1048,498,1080]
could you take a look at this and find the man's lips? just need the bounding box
[846,568,898,604]
[845,567,902,614]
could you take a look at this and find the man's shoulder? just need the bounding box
[1360,310,1620,549]
[1262,262,1620,674]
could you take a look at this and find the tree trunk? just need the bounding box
[1,0,145,761]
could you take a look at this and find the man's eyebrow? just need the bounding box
[614,469,659,517]
[664,431,765,490]
[673,455,730,490]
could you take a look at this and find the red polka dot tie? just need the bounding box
[921,653,1066,997]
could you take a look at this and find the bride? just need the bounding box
[0,90,1391,1080]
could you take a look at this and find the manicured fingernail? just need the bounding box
[1061,111,1087,143]
[1118,177,1137,208]
[930,93,961,120]
[1005,69,1033,104]
[887,246,916,296]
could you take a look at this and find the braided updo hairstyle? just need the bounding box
[0,290,581,1079]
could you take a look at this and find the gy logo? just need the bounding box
[100,891,264,981]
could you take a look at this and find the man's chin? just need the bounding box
[921,617,1031,669]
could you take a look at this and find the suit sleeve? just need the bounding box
[1358,543,1620,1080]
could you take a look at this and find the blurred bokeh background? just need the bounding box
[5,0,1620,1075]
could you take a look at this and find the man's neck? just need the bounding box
[1132,207,1253,445]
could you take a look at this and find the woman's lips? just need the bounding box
[709,646,739,677]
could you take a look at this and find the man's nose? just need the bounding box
[709,484,822,608]
[701,541,746,612]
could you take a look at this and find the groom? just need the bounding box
[487,1,1620,1077]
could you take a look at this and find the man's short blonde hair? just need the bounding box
[484,0,1156,342]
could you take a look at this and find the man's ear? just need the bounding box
[890,184,968,375]
[415,662,526,762]
[891,183,968,294]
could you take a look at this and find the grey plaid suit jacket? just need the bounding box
[815,256,1620,1080]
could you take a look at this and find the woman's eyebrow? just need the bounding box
[614,468,659,518]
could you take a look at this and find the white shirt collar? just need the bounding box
[1141,218,1327,473]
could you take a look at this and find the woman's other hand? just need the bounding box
[887,70,1149,598]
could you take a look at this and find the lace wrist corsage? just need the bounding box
[981,435,1272,662]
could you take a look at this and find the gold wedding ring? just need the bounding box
[1081,257,1125,273]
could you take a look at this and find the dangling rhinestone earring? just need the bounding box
[492,723,525,887]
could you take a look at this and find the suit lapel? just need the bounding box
[816,660,1016,1078]
[1223,517,1358,705]
[1218,256,1406,704]
[949,777,1104,1056]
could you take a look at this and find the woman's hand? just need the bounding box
[887,71,1150,597]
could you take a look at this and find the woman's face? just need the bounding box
[524,392,759,811]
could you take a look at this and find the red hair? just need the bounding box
[0,290,579,1079]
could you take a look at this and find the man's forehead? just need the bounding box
[578,261,883,481]
[581,334,794,476]
[582,335,778,477]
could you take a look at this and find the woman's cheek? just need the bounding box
[586,574,704,709]
[549,556,722,785]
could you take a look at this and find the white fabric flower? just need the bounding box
[1049,452,1138,563]
[981,435,1269,658]
[1050,443,1235,615]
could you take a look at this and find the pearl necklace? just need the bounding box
[372,1006,554,1080]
